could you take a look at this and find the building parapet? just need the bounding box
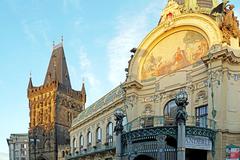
[72,85,125,127]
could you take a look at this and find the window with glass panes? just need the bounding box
[79,135,84,150]
[195,105,208,128]
[87,131,92,146]
[96,127,102,143]
[106,122,113,144]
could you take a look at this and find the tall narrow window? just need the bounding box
[87,131,92,146]
[96,127,102,144]
[195,105,208,128]
[79,135,84,151]
[106,122,113,145]
[72,138,76,153]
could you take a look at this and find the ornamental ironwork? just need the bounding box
[122,126,177,143]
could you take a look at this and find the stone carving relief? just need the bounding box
[209,69,223,86]
[195,90,208,103]
[227,71,240,81]
[220,4,240,44]
[143,104,154,116]
[125,95,138,108]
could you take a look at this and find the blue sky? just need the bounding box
[0,0,239,159]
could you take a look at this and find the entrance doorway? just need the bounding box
[186,149,207,160]
[134,155,155,160]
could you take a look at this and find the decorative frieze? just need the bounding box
[73,86,125,125]
[227,71,240,81]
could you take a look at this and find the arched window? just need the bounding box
[96,127,102,144]
[79,135,84,150]
[123,117,127,126]
[72,138,76,153]
[106,122,113,144]
[164,99,178,118]
[87,131,92,146]
[164,99,178,126]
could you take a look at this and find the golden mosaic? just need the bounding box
[141,31,208,80]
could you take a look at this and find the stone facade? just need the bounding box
[28,43,86,160]
[7,133,29,160]
[68,0,240,160]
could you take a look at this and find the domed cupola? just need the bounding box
[170,0,218,13]
[173,0,218,9]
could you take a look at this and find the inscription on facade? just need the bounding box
[185,136,212,151]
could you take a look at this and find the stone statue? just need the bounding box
[175,106,188,124]
[220,4,240,44]
[175,90,189,124]
[114,109,126,135]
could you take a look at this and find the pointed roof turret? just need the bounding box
[81,81,86,95]
[44,42,72,88]
[81,79,86,104]
[28,76,33,89]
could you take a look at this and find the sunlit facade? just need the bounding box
[68,0,240,160]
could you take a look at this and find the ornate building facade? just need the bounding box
[68,0,240,160]
[28,43,86,160]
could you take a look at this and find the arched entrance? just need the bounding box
[37,156,47,160]
[134,155,154,160]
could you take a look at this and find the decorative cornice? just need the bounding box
[202,47,240,65]
[124,80,143,90]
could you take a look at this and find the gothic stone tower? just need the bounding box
[28,43,86,160]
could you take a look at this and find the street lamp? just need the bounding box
[30,135,40,160]
[175,90,188,107]
[114,108,126,160]
[175,90,188,160]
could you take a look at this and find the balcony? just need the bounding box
[66,142,116,160]
[121,115,216,159]
[123,115,216,132]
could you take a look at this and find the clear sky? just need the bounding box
[0,0,239,159]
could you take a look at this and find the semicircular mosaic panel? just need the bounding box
[141,31,208,80]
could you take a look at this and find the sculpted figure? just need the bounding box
[220,4,240,44]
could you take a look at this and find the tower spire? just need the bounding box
[44,42,72,88]
[81,79,86,104]
[28,73,33,89]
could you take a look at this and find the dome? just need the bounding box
[197,0,213,8]
[173,0,217,9]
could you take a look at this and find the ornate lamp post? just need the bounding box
[175,90,188,160]
[114,108,126,160]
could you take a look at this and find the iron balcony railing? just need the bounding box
[66,142,116,159]
[123,115,216,132]
[122,140,177,160]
